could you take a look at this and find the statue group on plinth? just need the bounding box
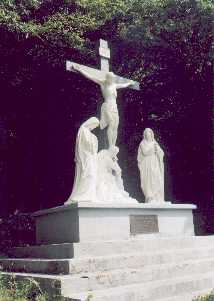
[65,39,165,204]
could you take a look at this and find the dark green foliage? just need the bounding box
[0,0,212,118]
[193,290,214,301]
[0,213,35,252]
[0,0,213,224]
[0,273,75,301]
[0,273,46,301]
[0,0,212,117]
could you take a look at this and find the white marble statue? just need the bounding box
[70,64,135,147]
[65,41,140,204]
[96,146,136,203]
[137,128,164,203]
[65,117,99,203]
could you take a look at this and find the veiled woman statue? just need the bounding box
[137,128,164,203]
[65,117,99,204]
[96,146,136,203]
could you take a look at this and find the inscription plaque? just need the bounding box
[130,215,159,235]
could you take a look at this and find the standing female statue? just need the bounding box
[137,128,164,203]
[65,117,99,204]
[70,63,135,147]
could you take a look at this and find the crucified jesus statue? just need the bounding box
[67,39,140,148]
[70,64,135,147]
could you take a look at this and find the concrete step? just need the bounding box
[8,236,214,259]
[8,243,75,259]
[63,272,214,301]
[2,245,214,275]
[58,257,214,292]
[159,288,213,301]
[0,258,70,274]
[2,271,214,301]
[62,273,214,301]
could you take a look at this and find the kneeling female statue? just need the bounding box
[137,128,164,203]
[96,146,136,203]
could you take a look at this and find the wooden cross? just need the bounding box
[66,39,140,90]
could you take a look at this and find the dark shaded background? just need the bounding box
[0,32,213,233]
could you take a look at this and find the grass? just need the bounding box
[0,273,72,301]
[0,274,46,301]
[193,290,214,301]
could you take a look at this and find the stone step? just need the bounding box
[63,272,214,301]
[8,243,75,259]
[8,236,214,259]
[0,258,70,275]
[58,257,214,293]
[159,288,213,301]
[1,271,214,301]
[48,245,214,274]
[2,245,214,275]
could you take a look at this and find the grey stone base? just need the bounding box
[33,202,197,244]
[0,202,205,301]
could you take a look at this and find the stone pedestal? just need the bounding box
[6,202,214,301]
[33,202,197,244]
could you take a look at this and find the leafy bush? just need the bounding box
[0,274,73,301]
[0,274,46,301]
[0,0,213,83]
[0,1,213,227]
[193,290,214,301]
[0,212,35,254]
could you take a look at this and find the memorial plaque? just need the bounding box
[130,215,159,235]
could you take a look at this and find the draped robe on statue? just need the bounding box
[96,148,135,203]
[137,130,164,203]
[65,117,99,203]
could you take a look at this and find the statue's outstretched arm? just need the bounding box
[116,80,135,90]
[72,63,104,85]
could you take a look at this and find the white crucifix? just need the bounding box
[66,39,140,147]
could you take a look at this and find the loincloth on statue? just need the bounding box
[100,102,119,130]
